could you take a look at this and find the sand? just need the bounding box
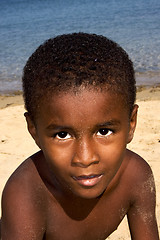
[0,86,160,239]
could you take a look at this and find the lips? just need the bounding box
[72,174,103,187]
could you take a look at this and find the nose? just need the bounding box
[72,138,99,167]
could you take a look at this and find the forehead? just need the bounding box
[52,90,119,113]
[37,89,129,125]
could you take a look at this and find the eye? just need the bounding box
[55,131,71,140]
[97,128,113,137]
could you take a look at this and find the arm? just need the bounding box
[127,158,159,240]
[1,175,46,240]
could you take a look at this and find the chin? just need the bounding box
[72,186,106,200]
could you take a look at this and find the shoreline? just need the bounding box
[1,70,160,96]
[0,85,160,109]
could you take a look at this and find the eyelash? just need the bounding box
[96,128,113,137]
[54,131,72,140]
[54,128,113,140]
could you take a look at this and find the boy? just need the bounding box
[1,33,159,239]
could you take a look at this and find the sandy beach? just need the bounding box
[0,86,160,239]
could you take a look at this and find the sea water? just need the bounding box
[0,0,160,94]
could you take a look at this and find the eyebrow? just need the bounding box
[96,120,121,128]
[46,120,121,131]
[46,124,72,131]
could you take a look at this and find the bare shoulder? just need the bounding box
[2,151,44,199]
[1,151,46,239]
[123,149,156,202]
[124,150,159,239]
[124,149,154,186]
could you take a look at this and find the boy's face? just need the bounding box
[26,89,137,199]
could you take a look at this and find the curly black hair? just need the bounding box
[22,32,136,120]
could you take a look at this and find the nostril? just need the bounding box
[72,154,99,167]
[71,139,99,167]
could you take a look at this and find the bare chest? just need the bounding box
[44,191,130,240]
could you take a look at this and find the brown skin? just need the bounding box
[1,89,159,239]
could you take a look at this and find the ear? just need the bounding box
[24,112,41,149]
[127,104,139,144]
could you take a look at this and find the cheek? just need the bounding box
[100,140,127,171]
[42,141,73,170]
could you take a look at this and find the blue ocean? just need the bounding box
[0,0,160,94]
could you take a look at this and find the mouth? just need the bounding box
[72,174,103,187]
